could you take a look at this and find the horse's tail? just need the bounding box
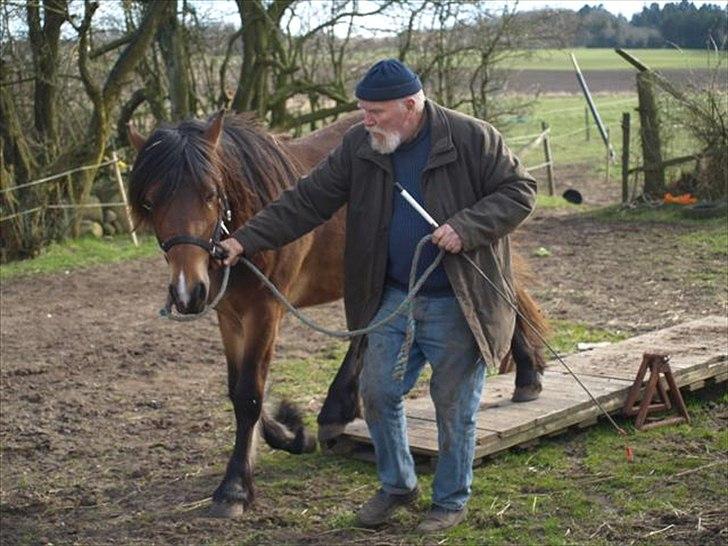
[260,399,316,454]
[500,253,550,374]
[514,284,549,374]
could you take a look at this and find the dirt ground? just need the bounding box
[506,68,714,94]
[1,163,725,545]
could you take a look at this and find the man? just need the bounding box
[218,59,536,532]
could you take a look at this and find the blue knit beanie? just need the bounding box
[355,59,422,101]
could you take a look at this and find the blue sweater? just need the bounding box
[386,119,453,296]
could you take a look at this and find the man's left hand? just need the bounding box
[432,223,463,254]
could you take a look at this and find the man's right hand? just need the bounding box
[217,238,244,267]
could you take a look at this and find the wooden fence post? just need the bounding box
[112,151,139,247]
[541,121,555,196]
[636,71,665,198]
[621,112,631,203]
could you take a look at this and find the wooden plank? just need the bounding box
[336,317,727,461]
[407,371,632,437]
[553,318,726,382]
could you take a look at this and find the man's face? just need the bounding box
[358,99,409,154]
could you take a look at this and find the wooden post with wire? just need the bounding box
[541,121,555,196]
[621,112,631,203]
[112,151,138,247]
[636,71,665,198]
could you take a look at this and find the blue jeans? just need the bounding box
[360,286,485,511]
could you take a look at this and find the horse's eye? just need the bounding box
[142,201,153,212]
[205,190,217,204]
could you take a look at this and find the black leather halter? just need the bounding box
[157,191,232,260]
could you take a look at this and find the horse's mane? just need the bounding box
[128,113,303,227]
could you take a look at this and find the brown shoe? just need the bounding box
[416,506,467,533]
[355,487,420,527]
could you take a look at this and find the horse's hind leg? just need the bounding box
[317,335,366,444]
[511,323,543,403]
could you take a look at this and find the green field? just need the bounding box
[0,234,158,280]
[495,93,700,182]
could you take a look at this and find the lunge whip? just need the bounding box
[393,182,630,445]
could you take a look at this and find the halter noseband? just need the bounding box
[157,191,232,260]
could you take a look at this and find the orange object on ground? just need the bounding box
[625,445,634,463]
[663,192,697,205]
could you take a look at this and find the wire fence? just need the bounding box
[0,152,138,246]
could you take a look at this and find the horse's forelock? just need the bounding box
[128,123,221,224]
[128,113,304,228]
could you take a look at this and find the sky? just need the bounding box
[188,1,685,26]
[5,1,709,40]
[182,1,693,37]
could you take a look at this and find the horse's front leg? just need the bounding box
[210,304,280,518]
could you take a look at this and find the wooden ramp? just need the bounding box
[331,316,727,464]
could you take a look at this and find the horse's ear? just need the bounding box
[126,122,147,152]
[204,109,226,149]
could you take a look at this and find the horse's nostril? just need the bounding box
[192,282,207,306]
[169,284,184,312]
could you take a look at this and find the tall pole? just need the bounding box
[570,53,614,161]
[585,106,590,142]
[541,121,555,196]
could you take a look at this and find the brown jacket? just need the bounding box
[233,100,537,366]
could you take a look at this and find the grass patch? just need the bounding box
[536,194,582,209]
[501,94,640,167]
[548,320,629,354]
[591,203,728,226]
[679,225,728,256]
[0,235,159,280]
[252,353,727,545]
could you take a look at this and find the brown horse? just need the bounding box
[126,111,547,517]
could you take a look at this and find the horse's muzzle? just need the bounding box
[169,281,208,314]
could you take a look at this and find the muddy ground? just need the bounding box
[506,69,714,94]
[1,164,725,545]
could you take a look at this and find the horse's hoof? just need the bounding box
[294,427,317,454]
[317,422,347,443]
[208,501,244,519]
[512,384,542,403]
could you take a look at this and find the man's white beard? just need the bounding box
[368,128,402,155]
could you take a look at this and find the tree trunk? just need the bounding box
[26,0,68,160]
[0,61,36,185]
[63,0,168,234]
[157,0,191,120]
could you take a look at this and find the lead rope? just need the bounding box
[461,252,628,439]
[239,237,443,350]
[158,235,442,373]
[159,208,631,456]
[159,265,231,321]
